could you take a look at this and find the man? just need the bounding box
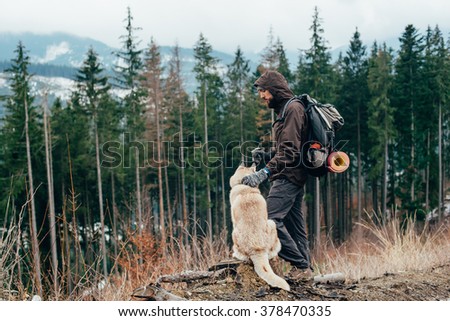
[241,70,312,279]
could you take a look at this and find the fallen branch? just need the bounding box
[132,285,186,301]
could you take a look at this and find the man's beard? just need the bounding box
[268,96,282,110]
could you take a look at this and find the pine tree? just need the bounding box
[260,27,278,71]
[193,33,221,240]
[74,47,111,278]
[422,26,449,220]
[338,29,369,229]
[301,6,333,101]
[52,94,92,292]
[113,7,146,235]
[51,97,91,221]
[392,24,425,216]
[142,38,166,244]
[42,92,59,296]
[297,7,334,247]
[1,42,43,295]
[275,38,293,84]
[367,43,396,219]
[225,47,252,146]
[164,43,191,246]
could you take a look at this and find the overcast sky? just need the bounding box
[1,0,449,54]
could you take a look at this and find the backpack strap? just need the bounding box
[272,96,305,127]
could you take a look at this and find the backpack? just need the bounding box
[278,94,345,177]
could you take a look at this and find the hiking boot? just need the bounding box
[286,266,313,282]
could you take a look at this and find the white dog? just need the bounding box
[229,165,290,291]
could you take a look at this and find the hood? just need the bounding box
[254,70,294,111]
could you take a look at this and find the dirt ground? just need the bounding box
[132,260,450,301]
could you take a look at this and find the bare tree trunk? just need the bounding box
[71,209,80,287]
[203,84,213,241]
[383,140,388,219]
[193,173,197,239]
[382,111,389,218]
[61,198,72,295]
[357,104,362,237]
[221,163,227,235]
[239,94,244,146]
[347,171,353,234]
[179,108,188,246]
[364,176,368,214]
[63,137,73,294]
[438,103,442,221]
[43,93,59,297]
[314,177,320,251]
[24,97,42,297]
[111,171,118,274]
[134,149,143,266]
[164,155,174,250]
[325,176,332,239]
[410,81,415,202]
[13,204,23,296]
[371,180,377,217]
[160,117,173,249]
[170,43,188,246]
[425,130,430,212]
[339,173,345,240]
[155,97,166,246]
[94,117,108,278]
[66,135,85,289]
[411,126,415,202]
[214,174,219,237]
[306,180,315,246]
[135,151,143,236]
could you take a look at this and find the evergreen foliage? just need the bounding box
[0,7,449,297]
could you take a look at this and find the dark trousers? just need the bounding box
[267,178,310,269]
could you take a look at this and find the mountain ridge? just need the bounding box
[0,31,404,112]
[0,31,240,70]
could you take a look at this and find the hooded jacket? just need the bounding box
[254,70,308,186]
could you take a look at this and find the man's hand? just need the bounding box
[241,168,270,187]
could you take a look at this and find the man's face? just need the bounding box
[258,89,273,106]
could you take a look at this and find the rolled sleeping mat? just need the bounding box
[327,151,350,173]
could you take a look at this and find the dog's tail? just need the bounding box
[250,253,290,291]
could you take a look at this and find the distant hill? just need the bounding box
[0,31,239,73]
[0,31,243,102]
[0,61,78,79]
[0,32,117,68]
[0,31,408,118]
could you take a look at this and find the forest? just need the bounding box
[0,7,449,300]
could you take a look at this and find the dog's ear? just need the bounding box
[238,161,246,169]
[250,162,257,169]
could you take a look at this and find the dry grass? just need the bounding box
[79,230,231,301]
[1,203,28,301]
[314,217,450,281]
[2,210,449,300]
[97,217,450,299]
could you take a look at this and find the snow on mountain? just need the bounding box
[0,71,129,109]
[0,32,250,118]
[0,32,239,101]
[37,41,72,64]
[29,75,75,101]
[0,32,117,68]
